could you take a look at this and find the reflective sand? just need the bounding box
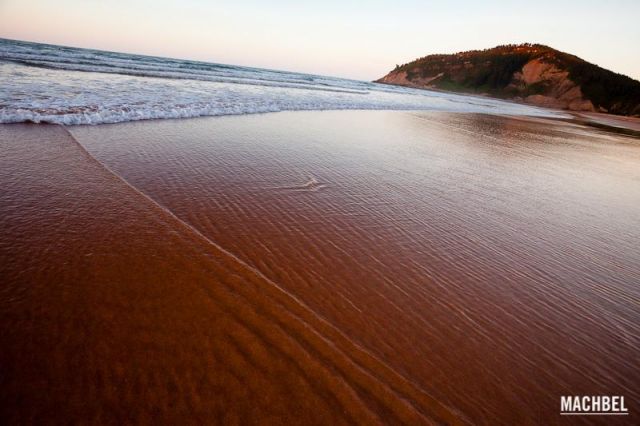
[0,123,461,425]
[2,111,639,424]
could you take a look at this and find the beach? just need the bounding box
[2,111,639,424]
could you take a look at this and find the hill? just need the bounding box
[376,44,640,116]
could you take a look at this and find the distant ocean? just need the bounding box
[0,38,563,125]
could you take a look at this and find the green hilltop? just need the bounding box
[378,44,640,116]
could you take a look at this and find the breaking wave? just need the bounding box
[0,38,566,125]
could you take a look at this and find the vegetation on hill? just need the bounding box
[381,44,640,116]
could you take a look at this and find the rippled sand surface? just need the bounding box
[0,123,461,425]
[2,111,640,424]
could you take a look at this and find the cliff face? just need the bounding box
[509,58,594,111]
[377,44,640,116]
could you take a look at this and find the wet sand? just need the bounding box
[2,111,640,424]
[572,112,640,133]
[0,123,462,424]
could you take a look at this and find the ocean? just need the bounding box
[0,38,563,125]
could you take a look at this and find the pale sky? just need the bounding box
[1,0,638,81]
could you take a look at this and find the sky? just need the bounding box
[1,0,639,81]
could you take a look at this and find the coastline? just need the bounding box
[569,112,640,137]
[375,80,640,135]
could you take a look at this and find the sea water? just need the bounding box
[0,38,565,125]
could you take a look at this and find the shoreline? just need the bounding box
[569,111,640,136]
[11,107,640,141]
[374,80,640,134]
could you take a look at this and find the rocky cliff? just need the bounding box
[377,44,640,116]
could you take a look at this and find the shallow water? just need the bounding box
[1,110,639,424]
[70,111,640,424]
[0,123,459,425]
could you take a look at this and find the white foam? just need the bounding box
[0,39,567,125]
